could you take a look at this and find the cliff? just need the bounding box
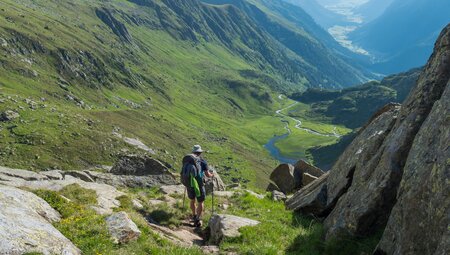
[286,24,450,255]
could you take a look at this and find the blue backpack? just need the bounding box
[180,155,202,187]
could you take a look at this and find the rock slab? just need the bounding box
[106,211,141,244]
[375,33,450,254]
[209,214,260,244]
[0,185,80,255]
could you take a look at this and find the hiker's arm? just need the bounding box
[205,170,214,177]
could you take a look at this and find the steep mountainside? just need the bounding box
[287,24,450,255]
[350,0,450,74]
[290,68,421,128]
[203,0,372,88]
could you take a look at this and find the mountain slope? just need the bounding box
[0,0,370,188]
[203,0,373,88]
[289,68,421,128]
[350,0,450,74]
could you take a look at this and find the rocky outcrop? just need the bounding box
[374,27,450,254]
[269,164,297,194]
[204,169,226,195]
[285,173,329,216]
[286,24,450,253]
[95,8,132,43]
[0,185,80,255]
[208,214,260,245]
[0,110,19,121]
[84,169,178,188]
[110,155,173,176]
[301,173,318,186]
[106,212,141,244]
[294,159,324,178]
[0,167,124,215]
[269,161,325,194]
[324,24,450,240]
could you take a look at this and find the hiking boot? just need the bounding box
[194,219,202,227]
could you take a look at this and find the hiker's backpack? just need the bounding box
[180,155,201,187]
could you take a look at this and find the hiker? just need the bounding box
[181,145,214,227]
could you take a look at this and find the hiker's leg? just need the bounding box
[196,186,206,218]
[196,201,204,218]
[190,199,196,216]
[187,188,196,217]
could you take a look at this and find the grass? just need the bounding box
[217,193,382,255]
[30,181,380,255]
[33,187,204,255]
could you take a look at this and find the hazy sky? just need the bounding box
[316,0,369,7]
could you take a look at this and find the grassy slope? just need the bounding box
[32,185,381,255]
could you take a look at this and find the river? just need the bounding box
[264,96,341,164]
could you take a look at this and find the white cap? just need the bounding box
[192,145,204,153]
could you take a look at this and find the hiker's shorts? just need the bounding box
[187,185,206,203]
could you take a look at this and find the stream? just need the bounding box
[264,95,341,164]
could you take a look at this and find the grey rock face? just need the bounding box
[324,25,450,240]
[0,110,19,121]
[110,155,173,176]
[84,170,178,188]
[301,173,318,186]
[0,185,80,255]
[0,167,125,215]
[269,164,297,194]
[285,173,329,216]
[294,159,324,178]
[208,214,260,245]
[375,41,450,254]
[106,212,141,244]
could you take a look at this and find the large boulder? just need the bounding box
[375,32,450,254]
[266,182,280,192]
[324,25,450,241]
[294,160,324,178]
[208,214,260,244]
[204,168,226,195]
[0,185,80,255]
[106,212,141,244]
[110,155,172,176]
[269,164,298,194]
[285,173,329,216]
[301,173,318,186]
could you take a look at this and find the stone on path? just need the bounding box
[106,212,141,244]
[208,214,260,244]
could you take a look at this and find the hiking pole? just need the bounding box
[182,186,186,211]
[211,177,215,215]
